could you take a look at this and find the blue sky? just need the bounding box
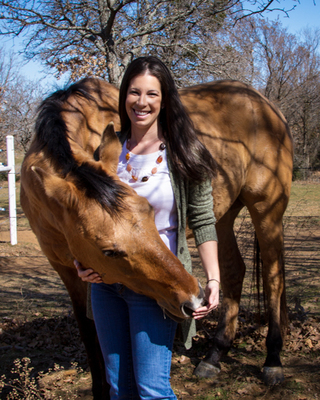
[266,0,319,34]
[4,0,320,87]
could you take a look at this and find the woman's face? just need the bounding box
[125,72,163,134]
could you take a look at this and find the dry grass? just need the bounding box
[0,179,319,399]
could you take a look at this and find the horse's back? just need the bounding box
[179,80,293,219]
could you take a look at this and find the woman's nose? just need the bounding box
[136,93,147,106]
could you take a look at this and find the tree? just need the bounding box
[0,0,299,87]
[253,20,320,173]
[0,47,44,150]
[253,19,307,106]
[291,29,320,174]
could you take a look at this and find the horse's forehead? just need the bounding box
[73,182,151,220]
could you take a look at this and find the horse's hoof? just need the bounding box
[263,366,284,385]
[193,361,220,378]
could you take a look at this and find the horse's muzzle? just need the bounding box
[162,281,205,323]
[180,280,205,318]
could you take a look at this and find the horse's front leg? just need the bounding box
[194,203,246,378]
[51,261,110,400]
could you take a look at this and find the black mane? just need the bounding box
[35,78,127,215]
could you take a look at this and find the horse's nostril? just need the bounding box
[181,302,194,317]
[181,299,204,317]
[181,282,206,317]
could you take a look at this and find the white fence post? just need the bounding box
[0,135,17,245]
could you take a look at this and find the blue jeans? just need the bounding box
[91,283,178,400]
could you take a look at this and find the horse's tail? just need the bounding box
[253,234,264,323]
[253,233,288,337]
[279,251,288,337]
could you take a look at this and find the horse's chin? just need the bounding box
[163,309,187,323]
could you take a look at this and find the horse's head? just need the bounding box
[31,123,204,321]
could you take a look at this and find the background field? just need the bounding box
[0,178,319,399]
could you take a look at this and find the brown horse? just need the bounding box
[20,77,293,397]
[179,81,293,385]
[20,78,204,399]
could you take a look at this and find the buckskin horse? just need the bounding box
[20,79,204,399]
[20,77,293,398]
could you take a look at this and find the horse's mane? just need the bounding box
[35,78,128,215]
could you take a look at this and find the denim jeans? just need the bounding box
[91,282,178,400]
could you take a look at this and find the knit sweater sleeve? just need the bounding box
[187,178,217,246]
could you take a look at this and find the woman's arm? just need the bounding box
[192,240,220,320]
[186,178,220,319]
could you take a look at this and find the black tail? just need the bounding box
[252,233,265,323]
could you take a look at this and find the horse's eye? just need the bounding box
[103,250,126,258]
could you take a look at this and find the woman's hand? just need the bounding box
[192,279,219,320]
[74,259,103,283]
[192,240,220,320]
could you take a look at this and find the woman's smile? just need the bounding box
[134,110,150,116]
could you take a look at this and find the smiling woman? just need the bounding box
[76,56,219,400]
[20,75,210,399]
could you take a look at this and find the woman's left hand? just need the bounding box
[192,279,219,320]
[74,259,103,283]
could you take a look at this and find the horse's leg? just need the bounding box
[51,261,110,400]
[246,205,287,385]
[194,199,246,378]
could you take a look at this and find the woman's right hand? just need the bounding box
[74,259,103,283]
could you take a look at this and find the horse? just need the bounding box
[179,81,293,385]
[20,78,204,399]
[20,77,293,397]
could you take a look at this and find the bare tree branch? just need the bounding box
[0,0,297,85]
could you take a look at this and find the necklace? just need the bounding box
[125,139,166,182]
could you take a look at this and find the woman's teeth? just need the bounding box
[135,110,149,115]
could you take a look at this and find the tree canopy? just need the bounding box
[0,0,299,86]
[1,0,319,174]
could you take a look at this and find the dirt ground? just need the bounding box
[0,181,320,399]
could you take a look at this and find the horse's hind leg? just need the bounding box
[51,262,110,400]
[246,204,287,385]
[194,199,246,378]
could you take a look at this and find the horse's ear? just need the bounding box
[31,166,79,209]
[99,122,122,174]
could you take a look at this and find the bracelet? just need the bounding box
[207,278,220,285]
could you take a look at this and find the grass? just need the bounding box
[0,177,31,232]
[283,182,320,315]
[1,176,319,399]
[286,181,320,217]
[0,358,85,400]
[234,181,320,316]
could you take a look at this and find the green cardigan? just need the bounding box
[87,132,218,349]
[166,150,217,349]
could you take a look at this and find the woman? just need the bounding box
[75,56,220,399]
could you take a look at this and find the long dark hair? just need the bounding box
[119,56,216,182]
